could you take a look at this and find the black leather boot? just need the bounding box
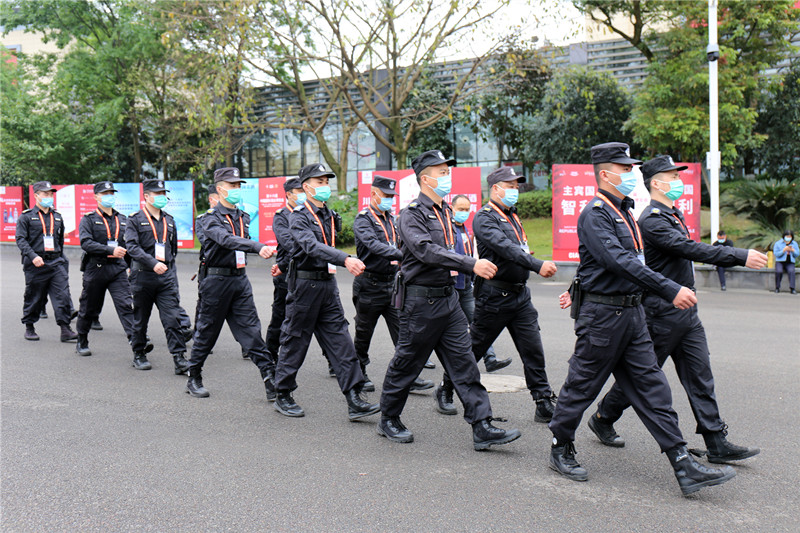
[410,377,434,392]
[534,394,557,423]
[701,427,760,463]
[127,336,154,354]
[186,374,210,398]
[275,391,305,417]
[75,333,92,356]
[361,365,375,392]
[91,319,103,331]
[59,323,78,342]
[263,370,276,402]
[172,353,191,375]
[40,309,48,319]
[484,353,512,373]
[434,382,457,415]
[587,411,625,447]
[666,445,736,496]
[550,438,588,481]
[24,324,39,341]
[132,352,152,370]
[346,388,380,420]
[472,418,521,451]
[377,416,414,443]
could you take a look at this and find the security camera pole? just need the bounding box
[707,0,721,241]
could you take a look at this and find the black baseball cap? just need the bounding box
[641,155,688,186]
[372,175,397,195]
[206,184,218,196]
[298,163,335,183]
[590,142,642,165]
[487,167,526,187]
[283,177,302,192]
[32,181,57,193]
[93,181,117,194]
[213,167,245,184]
[411,150,456,177]
[142,179,169,193]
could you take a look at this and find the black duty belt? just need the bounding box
[363,271,394,283]
[484,279,526,293]
[406,285,454,298]
[42,252,62,260]
[584,292,643,307]
[206,266,245,276]
[296,270,333,280]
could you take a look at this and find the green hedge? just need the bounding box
[515,189,552,219]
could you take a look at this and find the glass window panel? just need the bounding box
[267,129,283,176]
[284,129,302,175]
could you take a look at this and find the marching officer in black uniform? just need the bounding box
[587,155,766,463]
[352,175,434,393]
[74,181,136,357]
[125,179,189,373]
[185,168,277,399]
[378,150,521,450]
[16,181,78,342]
[436,168,558,420]
[273,163,380,421]
[265,177,303,366]
[549,142,735,496]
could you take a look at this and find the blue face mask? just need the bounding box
[100,195,116,208]
[152,195,169,210]
[498,186,519,207]
[453,211,469,224]
[717,238,726,244]
[785,236,793,243]
[607,170,637,197]
[312,185,331,202]
[39,196,54,209]
[223,188,242,206]
[426,174,452,197]
[378,196,394,212]
[295,192,307,206]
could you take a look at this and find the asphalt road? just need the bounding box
[1,246,799,532]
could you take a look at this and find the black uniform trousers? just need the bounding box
[380,291,492,424]
[352,275,400,367]
[549,301,685,452]
[275,277,363,394]
[130,267,186,354]
[21,258,72,325]
[597,304,724,434]
[189,272,272,379]
[463,284,552,400]
[76,262,134,337]
[265,275,288,362]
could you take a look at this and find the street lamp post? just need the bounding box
[707,0,721,241]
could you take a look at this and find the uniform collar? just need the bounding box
[598,189,634,211]
[650,199,676,214]
[215,203,240,216]
[489,199,516,215]
[416,193,447,211]
[32,204,50,215]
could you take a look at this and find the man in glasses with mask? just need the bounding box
[272,163,380,421]
[125,179,188,373]
[16,181,78,343]
[74,181,138,357]
[549,142,737,497]
[587,154,766,464]
[377,150,521,450]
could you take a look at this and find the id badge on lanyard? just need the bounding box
[328,263,337,274]
[108,240,118,249]
[155,242,166,262]
[520,241,531,254]
[235,250,246,268]
[389,243,399,266]
[43,235,55,252]
[637,252,646,265]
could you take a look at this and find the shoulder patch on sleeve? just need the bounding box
[294,204,305,211]
[129,211,139,217]
[207,208,215,214]
[359,208,368,215]
[651,207,661,214]
[22,208,32,213]
[592,200,603,208]
[196,213,205,220]
[482,206,491,212]
[275,208,283,215]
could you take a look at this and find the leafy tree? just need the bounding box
[521,67,633,169]
[755,60,800,179]
[404,74,455,162]
[722,178,800,248]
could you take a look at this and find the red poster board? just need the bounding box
[552,163,701,262]
[259,177,288,247]
[357,167,483,231]
[0,186,24,242]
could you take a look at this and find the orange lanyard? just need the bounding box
[368,206,396,245]
[458,225,473,255]
[37,210,54,236]
[224,214,244,238]
[671,213,689,236]
[599,196,643,251]
[142,208,168,243]
[95,209,119,241]
[488,202,527,244]
[432,204,454,248]
[305,201,335,247]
